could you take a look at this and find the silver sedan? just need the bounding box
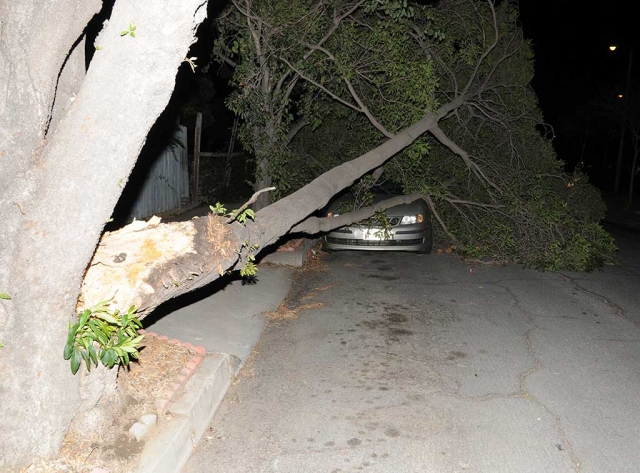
[323,196,432,253]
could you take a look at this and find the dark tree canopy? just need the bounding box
[214,0,616,270]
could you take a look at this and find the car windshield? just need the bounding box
[373,180,404,195]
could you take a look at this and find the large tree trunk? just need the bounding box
[0,0,208,468]
[254,156,274,210]
[252,120,279,211]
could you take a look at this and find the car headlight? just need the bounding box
[400,213,424,225]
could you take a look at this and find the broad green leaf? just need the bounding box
[88,342,99,366]
[97,312,119,324]
[81,350,91,370]
[107,350,118,368]
[63,341,73,360]
[78,309,91,327]
[70,349,82,374]
[0,293,10,300]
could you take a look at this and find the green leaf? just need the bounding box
[120,30,129,36]
[107,350,118,368]
[80,337,91,351]
[66,322,79,343]
[0,293,10,300]
[210,202,227,215]
[81,349,91,371]
[88,319,105,340]
[88,342,99,366]
[70,349,82,374]
[63,340,73,360]
[78,309,91,327]
[97,312,119,324]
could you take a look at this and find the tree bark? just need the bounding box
[0,0,208,467]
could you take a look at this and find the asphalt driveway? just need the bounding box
[184,226,640,473]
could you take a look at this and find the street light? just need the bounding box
[610,44,634,193]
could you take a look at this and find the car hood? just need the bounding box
[329,194,427,217]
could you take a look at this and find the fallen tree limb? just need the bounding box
[291,193,424,234]
[81,100,464,318]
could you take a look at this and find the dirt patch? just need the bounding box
[262,249,330,321]
[27,335,195,473]
[263,301,325,321]
[299,248,330,273]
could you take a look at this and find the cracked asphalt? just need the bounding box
[184,225,640,473]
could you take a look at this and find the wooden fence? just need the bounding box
[122,124,189,221]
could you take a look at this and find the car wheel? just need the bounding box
[321,239,334,253]
[417,226,433,254]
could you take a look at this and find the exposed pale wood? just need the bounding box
[81,217,197,311]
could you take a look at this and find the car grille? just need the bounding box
[326,237,423,247]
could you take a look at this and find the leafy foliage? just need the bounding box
[210,202,256,224]
[63,301,144,375]
[217,0,616,271]
[120,23,137,38]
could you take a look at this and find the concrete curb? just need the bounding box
[136,330,207,416]
[136,353,233,473]
[260,237,319,267]
[124,242,305,473]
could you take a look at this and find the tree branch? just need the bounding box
[461,0,499,97]
[212,50,238,68]
[429,124,501,193]
[344,79,394,138]
[290,193,424,234]
[279,56,362,112]
[425,194,460,245]
[234,186,276,217]
[286,116,310,144]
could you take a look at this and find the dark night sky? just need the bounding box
[519,0,639,126]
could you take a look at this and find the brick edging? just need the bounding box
[138,329,206,416]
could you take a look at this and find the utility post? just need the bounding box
[614,47,634,193]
